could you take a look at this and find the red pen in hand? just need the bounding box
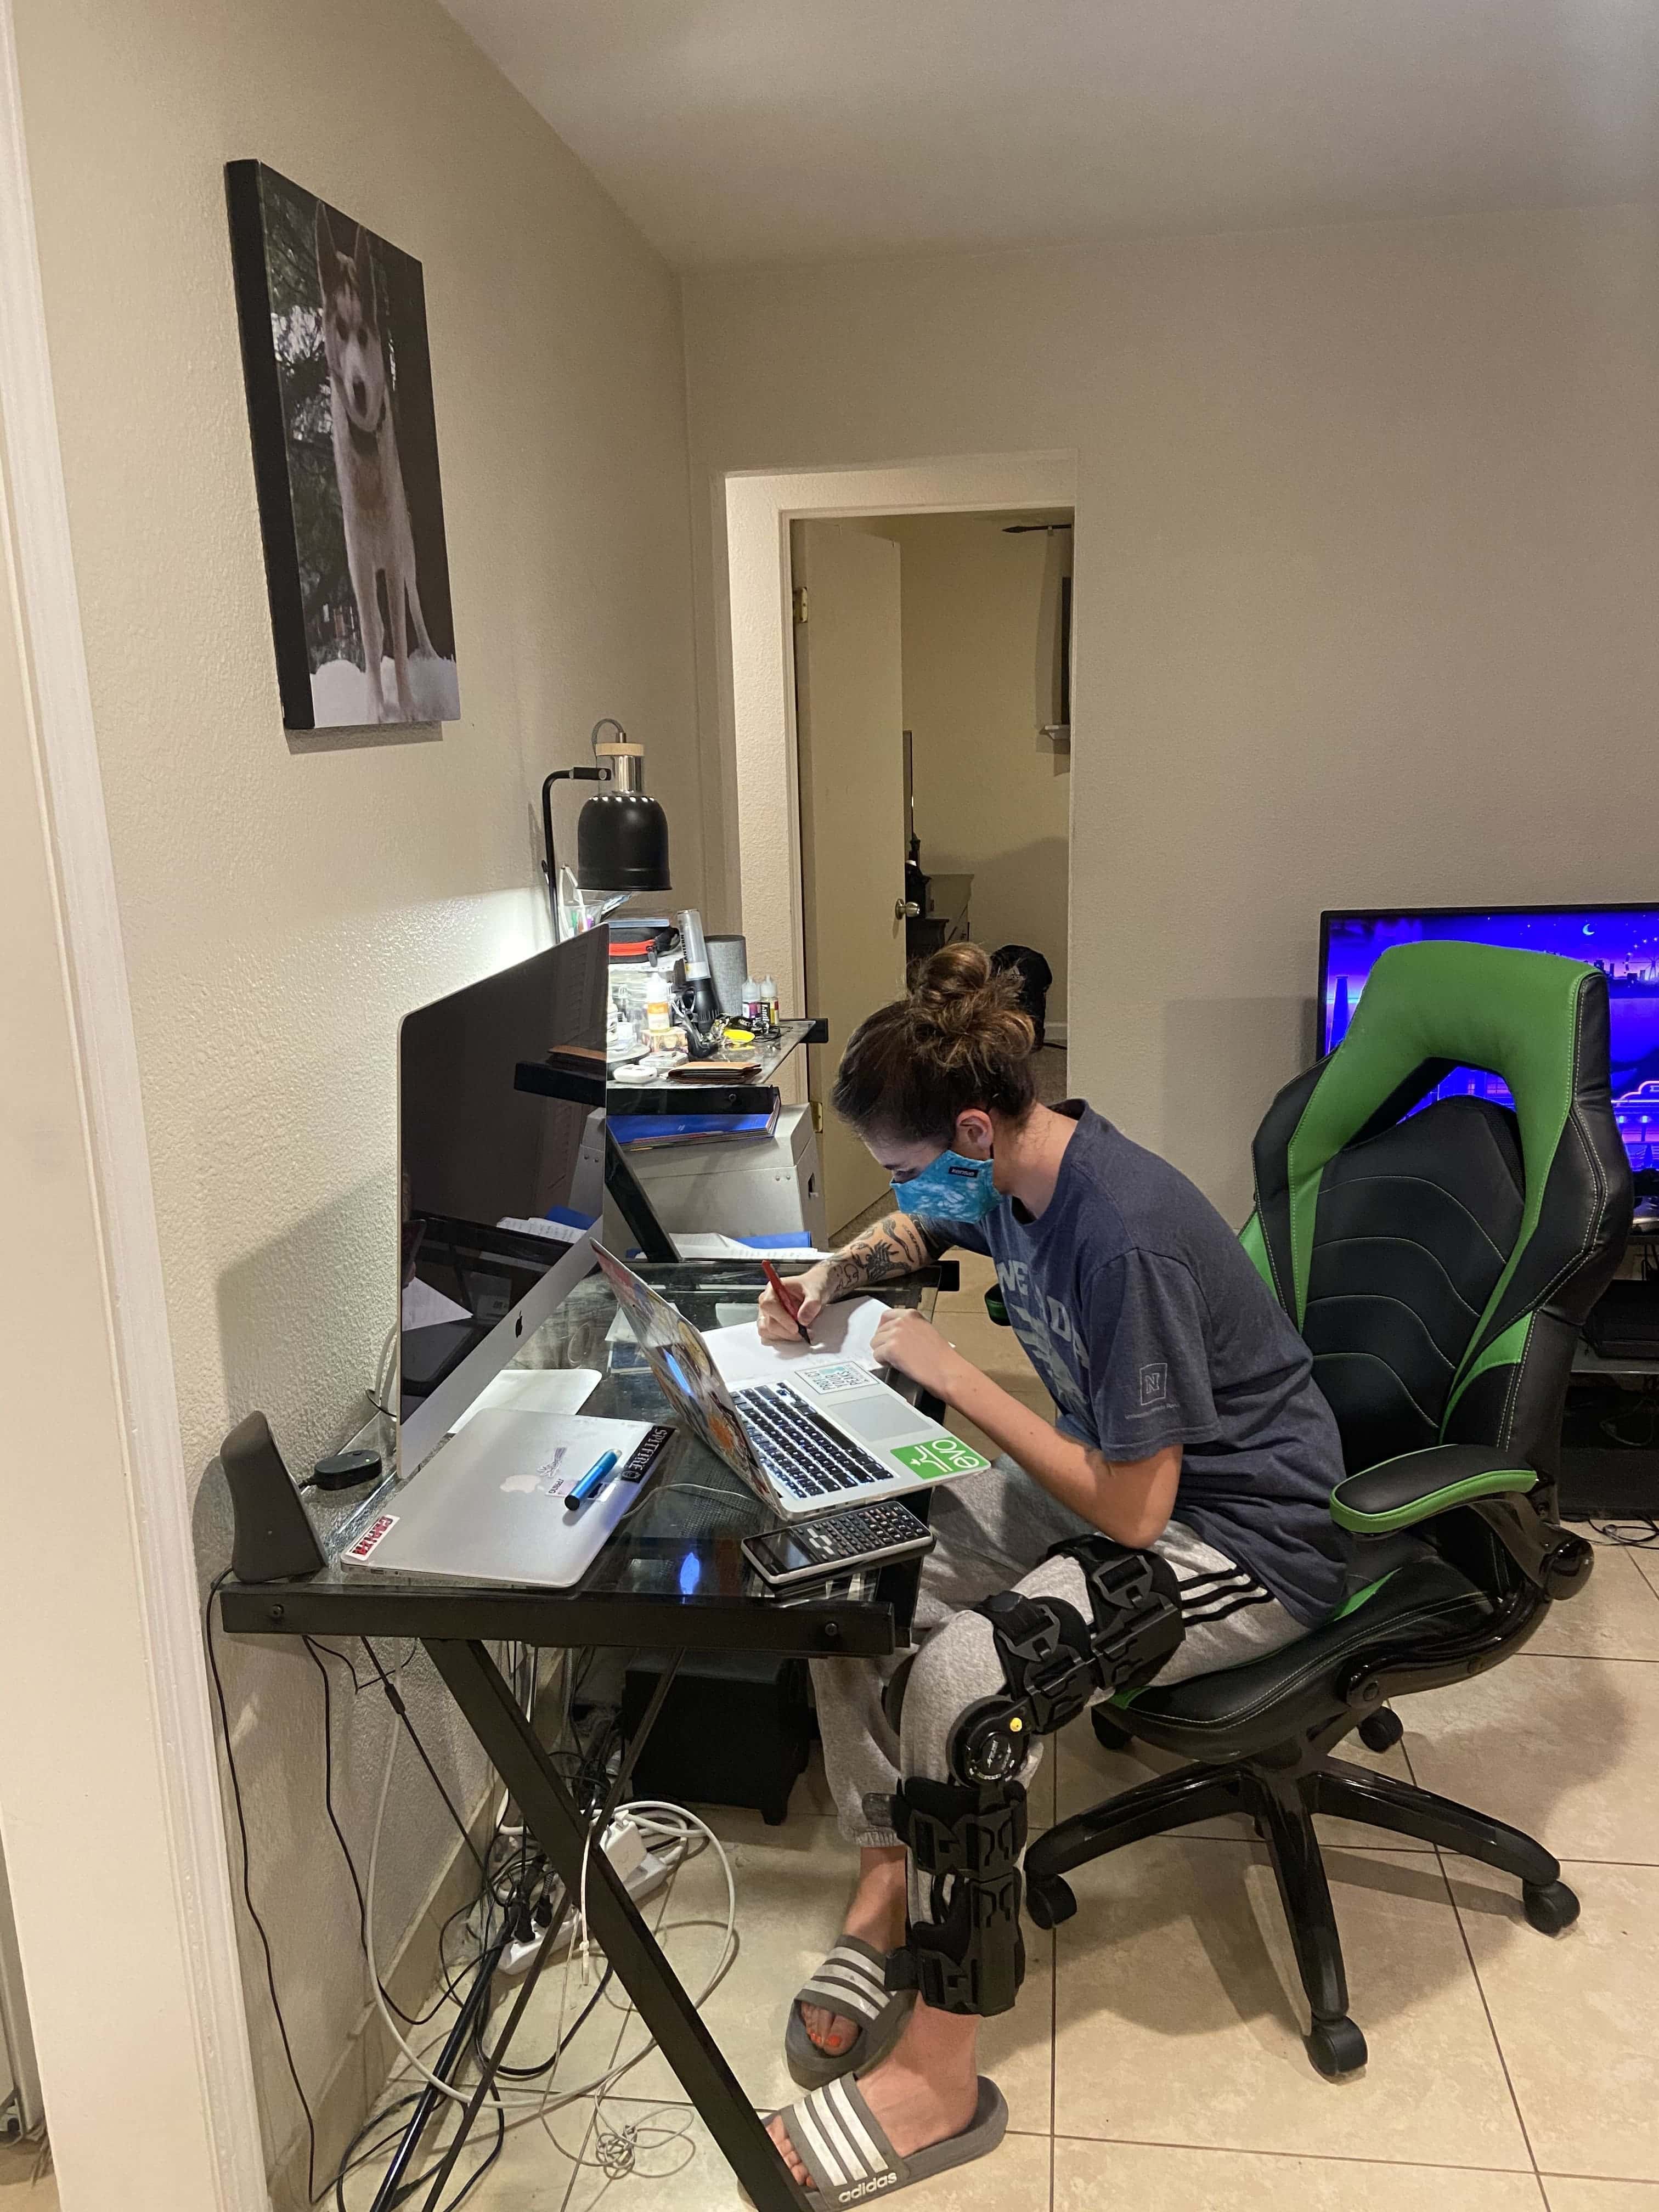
[761,1259,812,1344]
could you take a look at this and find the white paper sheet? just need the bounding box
[448,1366,602,1432]
[704,1296,890,1388]
[402,1278,471,1330]
[669,1233,833,1260]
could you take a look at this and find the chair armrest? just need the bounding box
[1331,1445,1537,1534]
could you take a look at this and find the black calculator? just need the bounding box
[742,1500,935,1589]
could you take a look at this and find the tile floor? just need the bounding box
[0,2139,54,2209]
[366,1248,1659,2211]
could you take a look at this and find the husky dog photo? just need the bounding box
[227,161,460,730]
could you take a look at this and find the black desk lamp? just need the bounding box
[541,718,671,926]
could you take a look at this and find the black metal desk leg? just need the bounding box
[414,1654,690,2212]
[425,1638,809,2212]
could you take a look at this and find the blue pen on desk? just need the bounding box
[564,1450,619,1511]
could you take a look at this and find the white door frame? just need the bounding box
[0,5,267,2205]
[718,452,1077,1020]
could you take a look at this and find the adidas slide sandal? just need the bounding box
[785,1937,913,2089]
[768,2072,1008,2208]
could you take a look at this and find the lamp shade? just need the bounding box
[575,786,670,894]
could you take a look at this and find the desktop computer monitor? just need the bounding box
[1319,904,1659,1175]
[398,931,608,1472]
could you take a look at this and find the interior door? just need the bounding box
[791,521,909,1238]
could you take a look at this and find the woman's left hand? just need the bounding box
[870,1308,966,1398]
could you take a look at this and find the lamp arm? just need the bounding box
[540,765,607,912]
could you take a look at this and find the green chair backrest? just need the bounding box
[1243,941,1629,1470]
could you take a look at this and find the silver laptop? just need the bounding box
[592,1245,990,1521]
[343,1404,674,1588]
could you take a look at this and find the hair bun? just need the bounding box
[911,943,995,1032]
[834,940,1038,1142]
[909,944,1035,1055]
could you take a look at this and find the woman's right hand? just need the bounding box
[757,1261,836,1344]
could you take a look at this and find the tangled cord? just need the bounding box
[1587,1516,1659,1547]
[364,1723,738,2115]
[588,2103,695,2180]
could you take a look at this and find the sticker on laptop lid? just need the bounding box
[343,1513,399,1562]
[890,1437,991,1480]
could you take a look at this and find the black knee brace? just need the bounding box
[885,1775,1026,2016]
[949,1536,1185,1786]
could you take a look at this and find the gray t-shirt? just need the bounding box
[939,1104,1348,1625]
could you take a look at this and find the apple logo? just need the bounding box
[500,1474,539,1495]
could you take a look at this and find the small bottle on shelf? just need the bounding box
[741,975,763,1031]
[760,975,780,1035]
[645,958,672,1039]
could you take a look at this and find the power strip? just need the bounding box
[490,1815,677,1980]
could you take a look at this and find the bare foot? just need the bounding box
[771,2011,979,2186]
[798,1847,907,2056]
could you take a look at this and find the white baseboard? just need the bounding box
[1043,1022,1068,1046]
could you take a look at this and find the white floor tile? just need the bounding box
[1055,2138,1547,2210]
[1451,1858,1659,2181]
[1052,1837,1530,2170]
[1403,1654,1659,1866]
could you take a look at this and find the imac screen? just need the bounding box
[398,933,607,1422]
[1320,905,1659,1173]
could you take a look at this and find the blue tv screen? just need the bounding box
[1319,905,1659,1173]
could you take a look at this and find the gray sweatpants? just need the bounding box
[812,1458,1307,1854]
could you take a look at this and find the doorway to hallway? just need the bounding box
[789,510,1074,1239]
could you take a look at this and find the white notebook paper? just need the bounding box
[703,1296,890,1389]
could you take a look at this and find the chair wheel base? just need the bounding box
[1091,1709,1133,1753]
[1357,1708,1404,1753]
[1026,1877,1076,1931]
[1522,1880,1579,1936]
[1306,2015,1367,2078]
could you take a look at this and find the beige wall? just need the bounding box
[16,0,702,2182]
[877,512,1072,1020]
[684,206,1659,1222]
[0,467,235,2208]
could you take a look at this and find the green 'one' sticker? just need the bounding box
[891,1436,990,1480]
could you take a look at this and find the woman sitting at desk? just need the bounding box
[755,944,1348,2205]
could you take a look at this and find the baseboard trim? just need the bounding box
[1043,1023,1068,1046]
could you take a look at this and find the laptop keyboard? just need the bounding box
[735,1381,888,1502]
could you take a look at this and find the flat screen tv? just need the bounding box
[1318,903,1659,1175]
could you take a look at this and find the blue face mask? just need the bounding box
[891,1148,1000,1223]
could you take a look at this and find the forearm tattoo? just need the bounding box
[822,1212,949,1298]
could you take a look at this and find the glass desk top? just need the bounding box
[220,1262,941,1655]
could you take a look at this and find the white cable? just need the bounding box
[369,1318,398,1416]
[364,1735,739,2114]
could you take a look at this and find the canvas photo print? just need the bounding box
[227,161,460,730]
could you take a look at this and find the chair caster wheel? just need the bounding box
[1091,1709,1133,1753]
[1357,1708,1403,1753]
[1026,1877,1076,1931]
[1522,1880,1579,1935]
[1305,2016,1367,2078]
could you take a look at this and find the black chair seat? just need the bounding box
[1118,1557,1491,1760]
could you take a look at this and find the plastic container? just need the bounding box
[707,935,748,1018]
[760,976,780,1035]
[645,960,672,1037]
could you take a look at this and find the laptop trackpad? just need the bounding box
[827,1394,926,1444]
